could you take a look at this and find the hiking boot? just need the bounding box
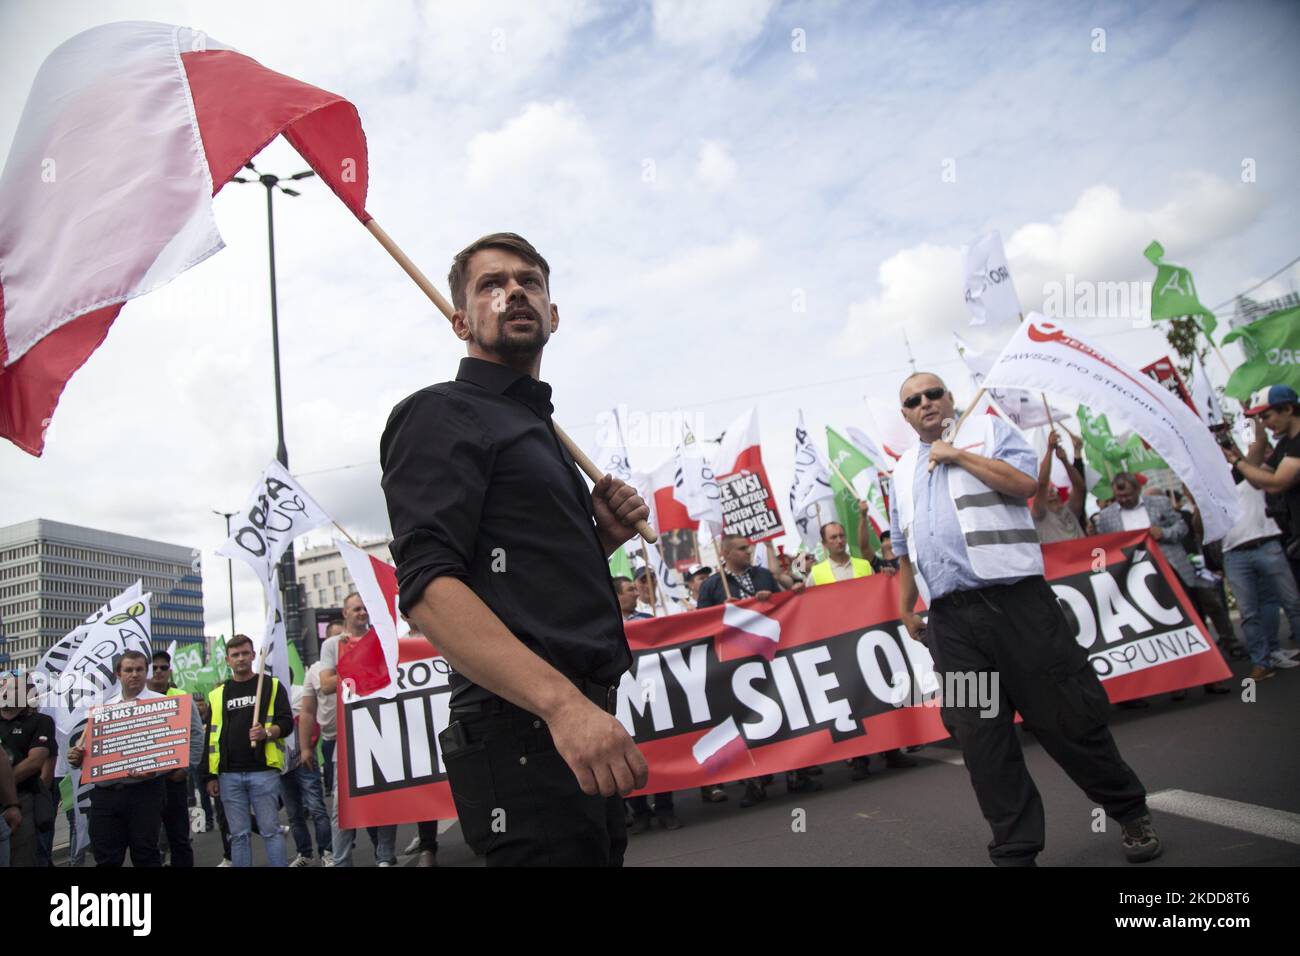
[1248,665,1275,682]
[849,757,872,781]
[739,781,767,808]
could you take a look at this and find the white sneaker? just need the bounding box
[279,824,291,835]
[402,835,422,856]
[1275,648,1300,661]
[289,854,313,867]
[377,860,394,867]
[217,859,233,868]
[321,850,335,867]
[1269,652,1299,668]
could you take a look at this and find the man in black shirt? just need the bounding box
[0,671,53,867]
[696,535,783,609]
[381,232,650,866]
[202,635,293,867]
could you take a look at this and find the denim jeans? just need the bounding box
[281,764,331,859]
[321,739,336,795]
[1223,540,1300,668]
[329,757,395,865]
[366,825,398,865]
[219,771,287,867]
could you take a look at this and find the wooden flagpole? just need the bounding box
[364,219,657,544]
[714,536,733,601]
[639,540,658,617]
[928,388,986,473]
[250,645,268,750]
[332,520,361,548]
[825,457,863,506]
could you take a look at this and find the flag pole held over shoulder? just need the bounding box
[364,220,658,543]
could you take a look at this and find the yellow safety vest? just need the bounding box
[810,556,874,586]
[207,679,284,775]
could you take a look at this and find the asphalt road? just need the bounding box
[52,644,1300,868]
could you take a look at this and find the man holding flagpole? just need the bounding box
[890,372,1160,866]
[381,233,650,866]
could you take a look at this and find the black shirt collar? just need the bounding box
[457,356,554,419]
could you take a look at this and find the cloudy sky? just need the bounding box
[3,0,1298,635]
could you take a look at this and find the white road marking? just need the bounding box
[1147,789,1300,846]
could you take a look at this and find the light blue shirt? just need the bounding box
[889,417,1039,599]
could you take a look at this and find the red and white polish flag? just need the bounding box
[692,716,750,774]
[335,540,401,700]
[717,604,781,661]
[0,21,371,455]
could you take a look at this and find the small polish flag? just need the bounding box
[692,716,749,774]
[717,604,781,661]
[335,540,400,699]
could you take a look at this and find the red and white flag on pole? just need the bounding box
[0,21,371,455]
[335,540,401,700]
[691,716,750,774]
[717,604,782,661]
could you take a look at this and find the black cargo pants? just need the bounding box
[927,575,1149,865]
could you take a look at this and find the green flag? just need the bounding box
[826,427,886,558]
[608,544,633,580]
[287,640,305,685]
[1077,405,1129,498]
[210,636,232,683]
[1122,433,1170,478]
[1144,240,1217,337]
[1221,305,1300,400]
[1077,404,1169,498]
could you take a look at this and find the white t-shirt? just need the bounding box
[1222,482,1281,551]
[303,656,338,741]
[1120,505,1152,530]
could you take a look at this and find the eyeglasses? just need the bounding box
[902,386,946,409]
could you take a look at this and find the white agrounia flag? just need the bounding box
[981,314,1239,542]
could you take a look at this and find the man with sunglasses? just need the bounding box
[890,373,1158,866]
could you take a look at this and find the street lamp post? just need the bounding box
[231,163,316,656]
[212,510,237,643]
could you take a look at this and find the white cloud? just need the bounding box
[695,140,737,190]
[840,175,1268,352]
[640,231,760,294]
[465,100,609,205]
[652,0,777,54]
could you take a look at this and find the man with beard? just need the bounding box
[891,372,1159,866]
[381,233,650,866]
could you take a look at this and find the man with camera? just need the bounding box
[1220,385,1300,680]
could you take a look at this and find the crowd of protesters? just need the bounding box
[3,385,1296,866]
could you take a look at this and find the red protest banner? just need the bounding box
[82,694,191,784]
[335,531,1228,820]
[336,637,457,829]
